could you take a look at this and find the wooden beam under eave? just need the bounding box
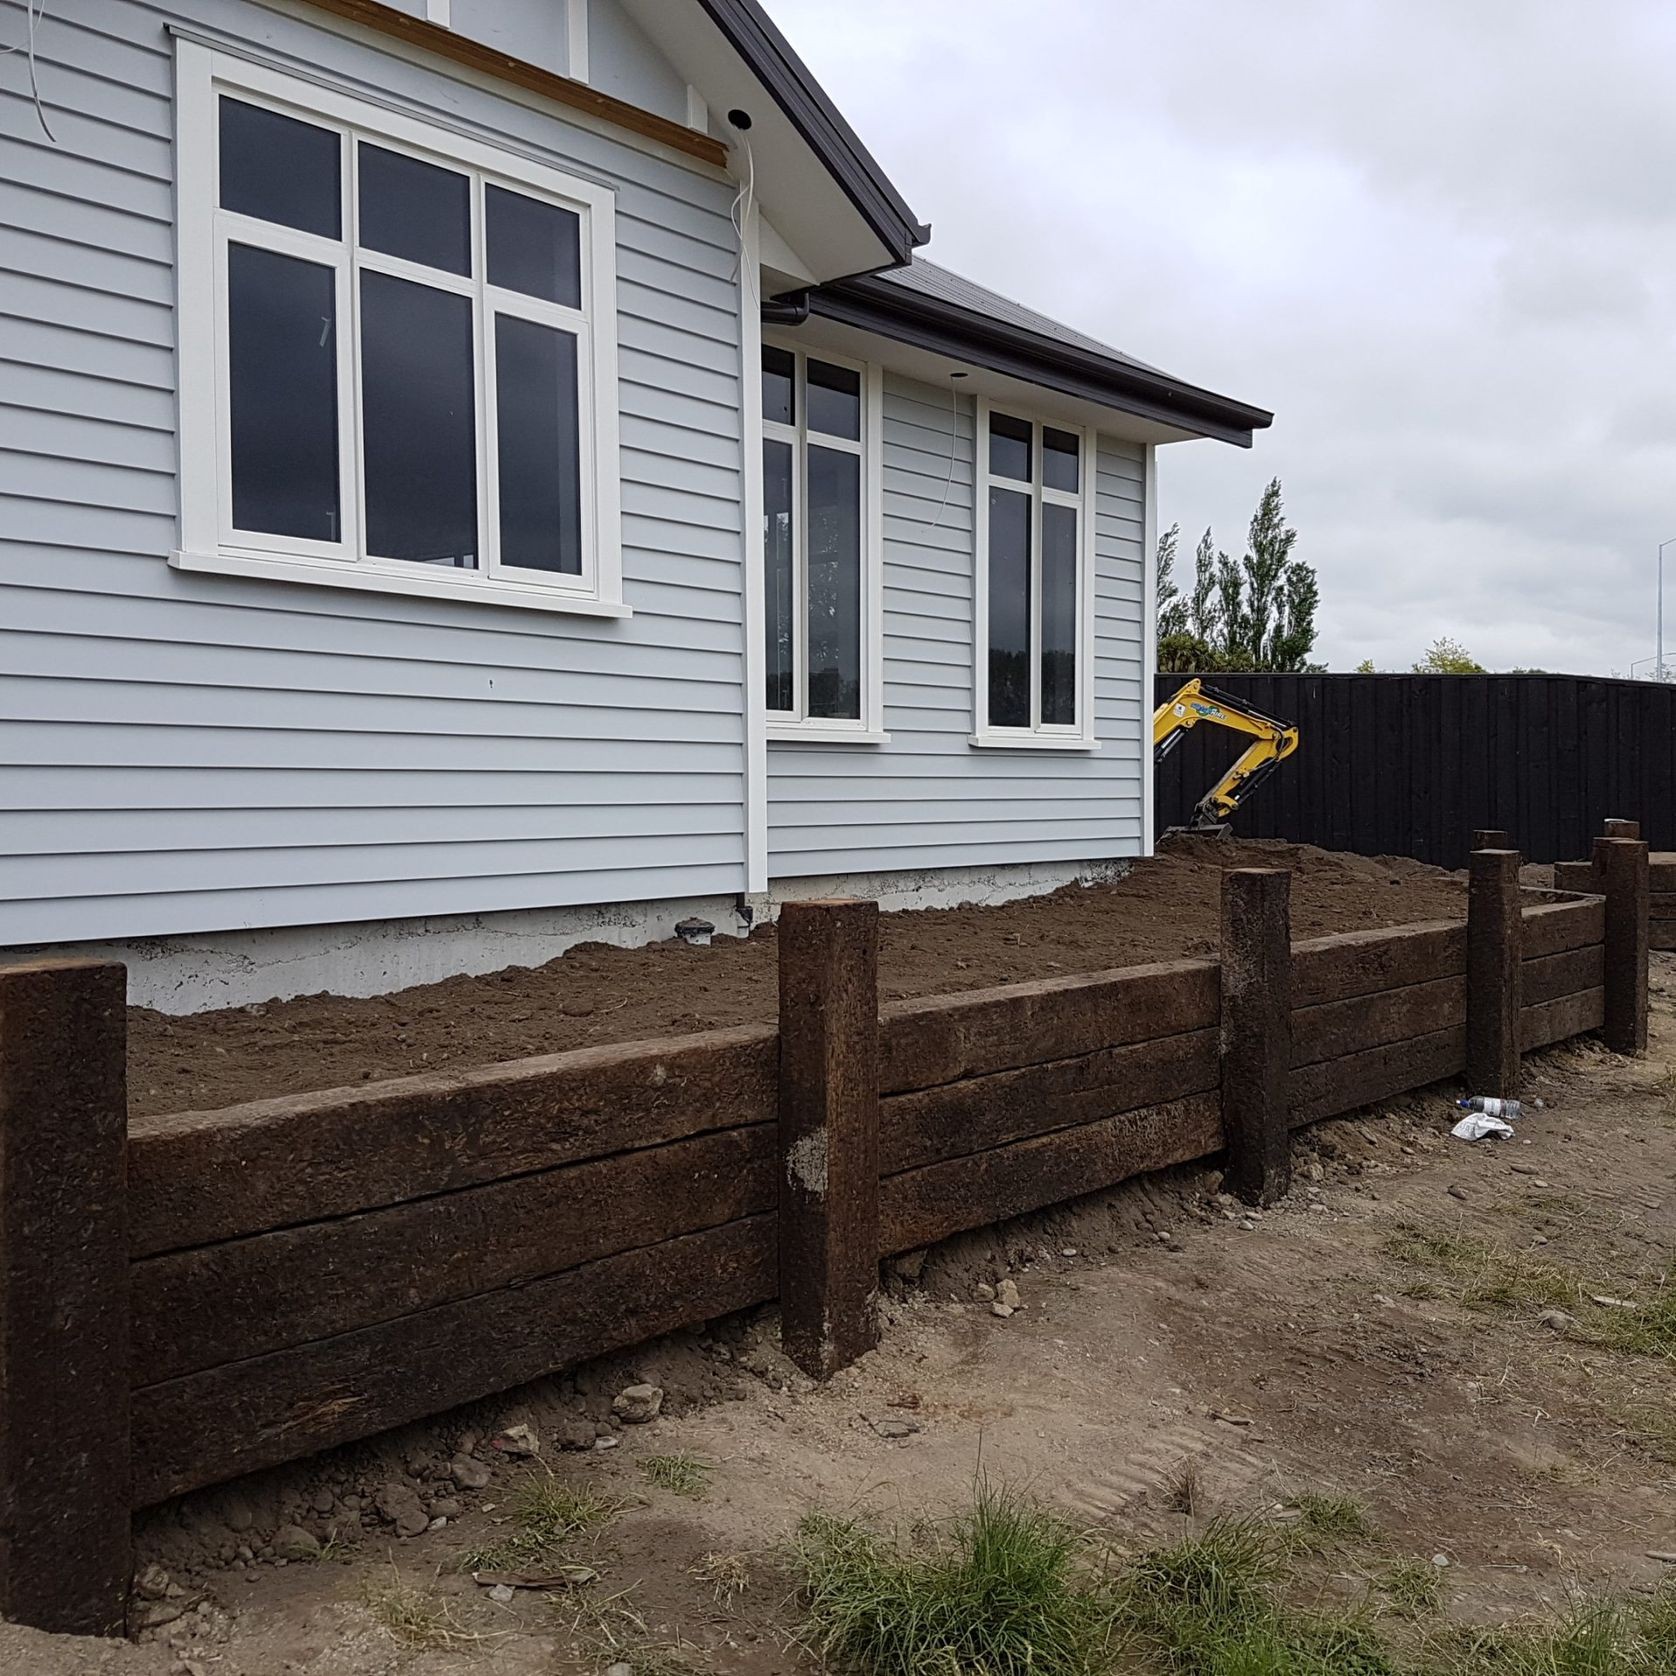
[296,0,731,169]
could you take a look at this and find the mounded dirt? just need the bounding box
[127,838,1469,1116]
[20,956,1674,1675]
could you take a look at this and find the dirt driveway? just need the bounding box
[9,960,1674,1675]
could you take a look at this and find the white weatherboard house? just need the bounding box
[0,0,1271,1011]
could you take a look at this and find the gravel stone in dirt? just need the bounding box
[127,840,1469,1116]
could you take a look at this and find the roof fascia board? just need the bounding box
[693,0,929,264]
[806,284,1270,448]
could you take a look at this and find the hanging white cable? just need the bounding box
[728,130,758,302]
[1,0,57,144]
[929,372,967,531]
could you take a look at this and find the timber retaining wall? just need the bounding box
[0,831,1652,1637]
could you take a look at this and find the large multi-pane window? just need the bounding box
[761,347,874,731]
[173,46,622,614]
[975,405,1092,743]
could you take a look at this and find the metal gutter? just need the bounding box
[804,278,1274,448]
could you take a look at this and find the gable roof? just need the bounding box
[805,257,1274,448]
[694,0,930,266]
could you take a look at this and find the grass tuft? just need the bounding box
[690,1550,752,1608]
[794,1479,1116,1676]
[1113,1517,1395,1674]
[640,1452,713,1498]
[1287,1491,1374,1548]
[459,1471,616,1574]
[360,1571,482,1649]
[1416,1588,1676,1675]
[1376,1556,1445,1620]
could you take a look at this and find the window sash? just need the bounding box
[976,404,1094,741]
[761,349,870,730]
[183,45,620,610]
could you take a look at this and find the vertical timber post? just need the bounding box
[1220,868,1292,1206]
[777,900,880,1379]
[1473,829,1513,853]
[1598,838,1650,1055]
[1466,849,1523,1098]
[0,961,131,1636]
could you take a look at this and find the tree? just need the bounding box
[1354,658,1377,674]
[1155,523,1189,638]
[1412,637,1486,674]
[1154,479,1318,671]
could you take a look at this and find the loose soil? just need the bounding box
[128,838,1469,1116]
[16,956,1674,1676]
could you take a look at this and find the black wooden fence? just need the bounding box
[1154,673,1676,868]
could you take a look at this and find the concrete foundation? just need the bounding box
[10,857,1133,1015]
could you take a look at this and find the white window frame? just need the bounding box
[971,399,1099,750]
[761,340,887,744]
[171,40,626,619]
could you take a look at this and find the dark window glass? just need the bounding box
[989,411,1032,483]
[807,445,861,720]
[763,439,795,714]
[763,347,795,428]
[487,185,581,307]
[360,271,477,566]
[358,143,471,276]
[807,358,861,440]
[987,486,1031,728]
[219,98,340,238]
[226,244,339,541]
[1041,501,1078,726]
[496,315,581,574]
[1043,426,1080,493]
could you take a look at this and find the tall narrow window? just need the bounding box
[760,347,876,734]
[175,46,622,614]
[976,408,1092,743]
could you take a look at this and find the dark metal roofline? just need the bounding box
[695,0,931,265]
[801,273,1275,448]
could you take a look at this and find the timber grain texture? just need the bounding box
[127,1025,777,1257]
[131,1123,775,1386]
[131,1215,775,1506]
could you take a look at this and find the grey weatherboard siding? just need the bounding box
[0,0,748,946]
[765,371,1147,878]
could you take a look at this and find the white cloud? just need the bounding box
[766,0,1676,674]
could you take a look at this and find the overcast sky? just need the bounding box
[767,0,1676,677]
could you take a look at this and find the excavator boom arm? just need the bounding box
[1152,678,1301,829]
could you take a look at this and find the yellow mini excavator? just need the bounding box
[1153,678,1301,833]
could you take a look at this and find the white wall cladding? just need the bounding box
[765,371,1148,877]
[0,0,747,946]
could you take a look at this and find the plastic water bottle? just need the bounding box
[1456,1096,1541,1120]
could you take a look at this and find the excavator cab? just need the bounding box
[1153,679,1301,833]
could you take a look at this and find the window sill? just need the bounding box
[170,548,632,619]
[968,731,1102,753]
[767,725,892,746]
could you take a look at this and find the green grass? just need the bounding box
[458,1472,616,1574]
[791,1482,1676,1676]
[1385,1220,1676,1363]
[1592,1283,1676,1361]
[1376,1558,1445,1621]
[640,1452,712,1498]
[1416,1592,1676,1675]
[794,1479,1117,1676]
[1112,1517,1396,1675]
[1287,1492,1374,1549]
